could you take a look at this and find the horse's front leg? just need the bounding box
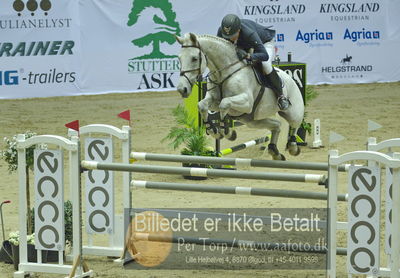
[219,92,252,119]
[198,87,220,122]
[198,90,223,139]
[198,98,210,122]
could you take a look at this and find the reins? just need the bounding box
[179,37,264,121]
[179,44,204,88]
[206,61,248,92]
[179,42,249,96]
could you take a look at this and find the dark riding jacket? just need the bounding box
[217,19,276,62]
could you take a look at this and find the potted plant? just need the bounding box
[162,105,214,180]
[0,240,13,264]
[297,85,319,144]
[1,131,43,235]
[8,232,48,270]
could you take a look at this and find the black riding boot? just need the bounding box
[266,68,290,110]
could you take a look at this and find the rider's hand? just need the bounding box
[236,49,249,60]
[245,56,254,65]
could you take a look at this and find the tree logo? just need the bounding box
[127,0,181,60]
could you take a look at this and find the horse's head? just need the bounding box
[176,33,207,98]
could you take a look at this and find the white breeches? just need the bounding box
[261,39,276,75]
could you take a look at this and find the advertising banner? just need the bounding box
[0,0,79,98]
[0,0,399,99]
[78,0,237,95]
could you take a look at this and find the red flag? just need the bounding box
[118,110,131,121]
[65,120,80,132]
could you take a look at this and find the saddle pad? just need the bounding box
[251,63,270,88]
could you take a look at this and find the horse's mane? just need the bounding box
[197,34,236,51]
[180,33,239,66]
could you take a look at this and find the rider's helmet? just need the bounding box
[220,14,241,39]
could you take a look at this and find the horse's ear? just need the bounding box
[175,35,184,45]
[189,33,197,44]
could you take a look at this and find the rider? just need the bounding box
[217,14,290,111]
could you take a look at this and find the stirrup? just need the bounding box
[277,96,290,110]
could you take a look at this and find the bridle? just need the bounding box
[179,41,249,95]
[179,44,205,88]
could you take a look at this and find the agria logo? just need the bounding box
[343,28,380,42]
[296,29,333,43]
[127,0,182,90]
[13,0,52,16]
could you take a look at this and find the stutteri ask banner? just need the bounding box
[0,0,399,99]
[78,0,237,95]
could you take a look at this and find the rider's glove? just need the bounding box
[245,56,254,65]
[236,48,249,61]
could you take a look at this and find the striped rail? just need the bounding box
[131,180,347,201]
[81,161,326,184]
[130,152,349,172]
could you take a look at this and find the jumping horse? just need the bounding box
[176,33,304,160]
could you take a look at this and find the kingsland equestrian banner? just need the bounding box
[0,0,399,99]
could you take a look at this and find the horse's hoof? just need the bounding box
[268,143,285,160]
[227,130,237,141]
[268,143,279,155]
[289,147,301,156]
[287,142,301,156]
[273,153,286,161]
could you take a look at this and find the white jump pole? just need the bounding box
[312,118,322,148]
[131,151,351,172]
[81,161,326,184]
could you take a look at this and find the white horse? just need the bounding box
[176,33,304,160]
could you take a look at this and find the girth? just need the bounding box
[229,85,265,121]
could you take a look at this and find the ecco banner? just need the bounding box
[34,150,65,251]
[347,166,381,275]
[0,0,399,99]
[84,137,114,235]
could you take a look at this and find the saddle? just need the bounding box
[251,63,271,88]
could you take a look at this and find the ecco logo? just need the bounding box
[13,0,52,16]
[0,70,19,85]
[85,138,114,234]
[35,150,63,251]
[348,167,379,274]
